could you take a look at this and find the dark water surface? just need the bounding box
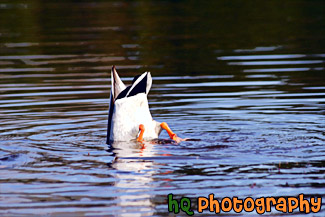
[0,1,324,216]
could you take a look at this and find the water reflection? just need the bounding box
[109,141,168,216]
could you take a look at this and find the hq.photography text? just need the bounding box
[168,193,322,216]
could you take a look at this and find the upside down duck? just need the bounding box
[106,66,184,144]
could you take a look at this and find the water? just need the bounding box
[0,1,324,216]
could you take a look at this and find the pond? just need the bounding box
[0,1,324,216]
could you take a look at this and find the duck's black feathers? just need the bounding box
[116,72,148,100]
[106,91,115,144]
[115,86,131,100]
[127,74,147,97]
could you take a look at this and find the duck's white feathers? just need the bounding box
[109,93,162,142]
[111,66,126,100]
[107,67,161,143]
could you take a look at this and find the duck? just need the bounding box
[106,66,183,144]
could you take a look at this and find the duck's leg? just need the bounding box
[160,122,185,143]
[137,124,145,142]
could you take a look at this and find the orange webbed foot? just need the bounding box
[137,124,145,142]
[160,122,186,143]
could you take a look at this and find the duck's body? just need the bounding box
[107,66,179,144]
[109,93,162,142]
